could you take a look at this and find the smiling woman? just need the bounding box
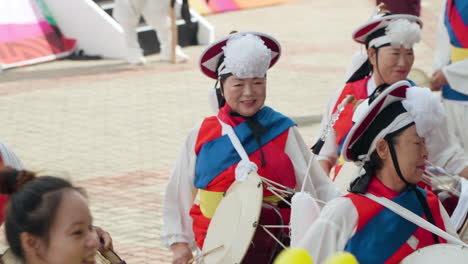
[317,4,423,178]
[368,45,414,87]
[161,31,341,264]
[317,3,468,186]
[222,76,267,117]
[0,169,124,264]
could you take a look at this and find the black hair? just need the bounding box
[214,55,230,108]
[4,176,84,259]
[349,122,412,194]
[0,168,36,195]
[346,27,392,84]
[346,58,374,84]
[349,150,383,193]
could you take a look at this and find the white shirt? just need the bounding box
[298,195,458,263]
[161,121,342,249]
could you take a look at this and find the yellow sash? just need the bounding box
[451,46,468,63]
[200,189,224,219]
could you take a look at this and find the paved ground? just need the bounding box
[0,0,455,263]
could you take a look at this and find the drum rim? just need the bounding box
[202,171,264,263]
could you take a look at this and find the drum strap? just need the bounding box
[363,193,467,246]
[217,118,258,181]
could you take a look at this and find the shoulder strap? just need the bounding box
[363,193,467,246]
[217,118,258,182]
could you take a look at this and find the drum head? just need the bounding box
[202,171,263,264]
[408,68,431,88]
[400,244,468,264]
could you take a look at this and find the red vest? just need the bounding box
[332,76,370,147]
[190,112,296,249]
[330,77,370,177]
[345,179,447,263]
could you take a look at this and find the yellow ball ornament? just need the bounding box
[274,248,313,264]
[323,252,359,264]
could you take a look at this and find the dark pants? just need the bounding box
[376,0,421,16]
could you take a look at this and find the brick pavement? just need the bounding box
[0,0,456,263]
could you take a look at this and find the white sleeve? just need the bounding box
[317,89,342,165]
[442,59,468,95]
[298,197,357,263]
[0,142,25,170]
[438,200,459,241]
[451,178,468,230]
[286,126,342,203]
[433,0,451,72]
[161,122,200,250]
[426,118,468,175]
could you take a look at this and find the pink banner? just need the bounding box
[189,0,298,15]
[0,0,75,70]
[0,20,53,43]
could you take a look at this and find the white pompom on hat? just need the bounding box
[352,4,423,48]
[199,31,281,80]
[222,34,272,78]
[402,87,446,138]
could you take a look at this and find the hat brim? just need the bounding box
[352,14,423,45]
[199,31,281,79]
[342,80,411,162]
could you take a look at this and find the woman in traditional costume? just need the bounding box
[432,0,468,153]
[299,81,459,264]
[317,4,468,181]
[161,31,341,264]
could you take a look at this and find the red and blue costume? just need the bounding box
[189,105,297,248]
[345,178,448,264]
[442,0,468,101]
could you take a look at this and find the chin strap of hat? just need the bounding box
[229,111,267,167]
[385,134,440,244]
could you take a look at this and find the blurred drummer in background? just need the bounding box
[161,31,341,264]
[317,4,468,182]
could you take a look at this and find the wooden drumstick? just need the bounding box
[170,0,178,64]
[187,245,224,264]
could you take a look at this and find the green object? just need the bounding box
[35,0,57,25]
